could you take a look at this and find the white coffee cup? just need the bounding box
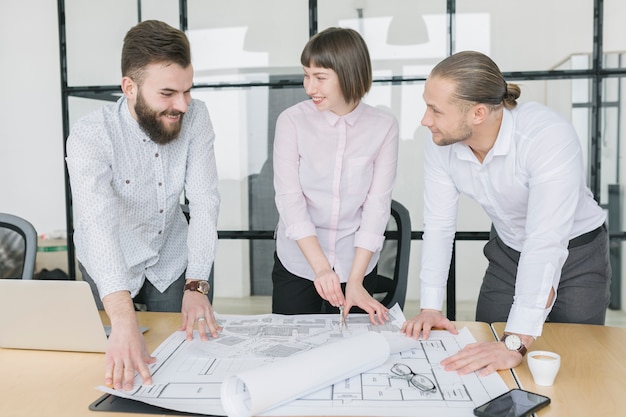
[527,350,561,386]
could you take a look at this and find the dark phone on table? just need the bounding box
[474,389,550,417]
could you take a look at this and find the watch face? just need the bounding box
[185,280,210,295]
[504,335,522,351]
[197,281,210,294]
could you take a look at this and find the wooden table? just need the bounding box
[0,312,182,417]
[492,322,626,417]
[0,313,517,417]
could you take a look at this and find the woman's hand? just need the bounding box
[344,282,388,325]
[313,269,345,307]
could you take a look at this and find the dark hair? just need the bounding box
[121,20,191,85]
[430,51,520,110]
[300,27,372,103]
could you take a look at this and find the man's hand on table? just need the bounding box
[105,319,155,390]
[103,291,155,391]
[401,309,458,339]
[440,340,525,376]
[180,290,222,341]
[401,309,533,375]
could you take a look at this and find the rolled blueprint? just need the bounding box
[220,331,391,417]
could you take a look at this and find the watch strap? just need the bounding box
[184,280,209,295]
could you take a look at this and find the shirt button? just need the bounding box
[158,182,163,186]
[159,209,164,213]
[158,230,162,235]
[125,180,130,184]
[155,153,159,157]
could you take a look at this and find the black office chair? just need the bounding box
[373,200,411,309]
[0,213,38,279]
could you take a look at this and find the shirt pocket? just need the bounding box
[112,167,153,206]
[345,157,373,196]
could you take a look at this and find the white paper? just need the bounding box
[97,304,509,416]
[220,332,390,417]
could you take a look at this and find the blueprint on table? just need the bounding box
[97,304,509,416]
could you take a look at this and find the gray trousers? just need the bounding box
[79,262,186,312]
[475,226,611,325]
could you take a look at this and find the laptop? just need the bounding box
[0,279,108,353]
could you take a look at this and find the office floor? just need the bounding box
[212,296,626,328]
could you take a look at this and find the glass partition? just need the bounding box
[604,0,626,54]
[456,0,594,72]
[188,0,309,82]
[64,0,137,86]
[60,0,626,306]
[318,0,448,79]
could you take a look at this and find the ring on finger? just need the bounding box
[197,317,206,322]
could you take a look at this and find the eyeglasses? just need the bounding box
[390,363,437,392]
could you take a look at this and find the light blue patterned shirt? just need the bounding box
[66,97,220,299]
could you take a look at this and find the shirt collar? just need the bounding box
[452,106,513,163]
[491,107,513,157]
[322,100,365,127]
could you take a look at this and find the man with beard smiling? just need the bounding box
[66,20,220,391]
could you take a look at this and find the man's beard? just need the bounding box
[134,91,185,145]
[434,121,473,146]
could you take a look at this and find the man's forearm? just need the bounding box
[102,290,139,328]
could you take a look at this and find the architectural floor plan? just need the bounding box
[98,305,509,416]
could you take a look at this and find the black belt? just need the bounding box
[568,224,605,249]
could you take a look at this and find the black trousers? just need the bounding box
[476,225,611,325]
[271,252,379,315]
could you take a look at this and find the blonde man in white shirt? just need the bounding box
[272,27,399,325]
[66,20,220,391]
[402,51,610,375]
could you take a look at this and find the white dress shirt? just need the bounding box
[66,97,220,299]
[274,100,399,281]
[421,101,606,337]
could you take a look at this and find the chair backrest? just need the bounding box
[373,200,411,309]
[0,213,38,279]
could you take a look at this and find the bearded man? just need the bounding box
[66,20,220,391]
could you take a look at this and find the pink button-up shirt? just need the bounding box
[273,100,399,281]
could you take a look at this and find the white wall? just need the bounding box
[1,2,66,236]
